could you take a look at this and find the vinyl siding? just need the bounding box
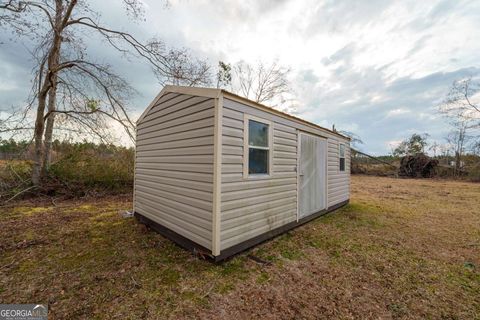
[134,88,350,255]
[219,98,350,251]
[327,138,351,207]
[220,99,298,251]
[135,93,215,249]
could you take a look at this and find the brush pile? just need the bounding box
[398,154,438,178]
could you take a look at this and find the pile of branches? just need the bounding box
[398,154,439,178]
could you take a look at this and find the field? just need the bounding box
[0,176,479,319]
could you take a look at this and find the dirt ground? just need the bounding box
[0,176,479,319]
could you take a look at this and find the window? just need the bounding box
[244,116,271,177]
[339,144,346,172]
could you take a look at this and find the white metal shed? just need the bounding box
[134,85,351,261]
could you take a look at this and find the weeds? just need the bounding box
[0,174,478,318]
[49,144,134,191]
[0,142,134,203]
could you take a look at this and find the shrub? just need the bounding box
[0,160,33,201]
[49,144,134,192]
[466,163,480,182]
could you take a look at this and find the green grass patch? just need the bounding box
[256,271,271,284]
[1,177,479,318]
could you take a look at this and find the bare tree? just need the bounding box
[158,49,211,87]
[0,107,32,135]
[1,0,211,185]
[439,143,451,158]
[439,76,480,174]
[472,140,480,156]
[428,141,440,158]
[445,120,471,175]
[441,77,480,125]
[234,60,290,104]
[217,60,295,112]
[338,130,364,149]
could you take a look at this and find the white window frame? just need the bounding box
[339,143,346,172]
[243,114,273,179]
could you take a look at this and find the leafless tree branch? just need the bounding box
[1,0,211,185]
[225,60,295,113]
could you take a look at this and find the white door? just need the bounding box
[298,132,327,219]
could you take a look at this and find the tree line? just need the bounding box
[1,1,479,187]
[0,0,295,187]
[390,77,480,174]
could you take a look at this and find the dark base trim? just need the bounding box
[215,200,349,261]
[134,213,214,259]
[135,199,349,263]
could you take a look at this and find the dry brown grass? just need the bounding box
[0,176,479,319]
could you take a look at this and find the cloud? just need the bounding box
[294,62,480,154]
[304,0,392,35]
[0,39,34,108]
[0,0,479,153]
[386,109,411,117]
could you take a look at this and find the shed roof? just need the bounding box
[138,85,350,140]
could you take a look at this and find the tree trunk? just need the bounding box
[455,151,461,176]
[32,92,48,186]
[34,0,64,184]
[41,52,59,176]
[41,91,56,176]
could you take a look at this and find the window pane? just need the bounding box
[249,120,268,147]
[339,144,345,158]
[249,148,268,174]
[340,158,345,171]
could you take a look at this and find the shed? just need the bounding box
[134,85,351,261]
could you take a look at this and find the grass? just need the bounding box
[0,176,479,319]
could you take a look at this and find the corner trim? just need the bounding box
[212,94,223,256]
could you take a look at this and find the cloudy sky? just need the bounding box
[1,0,479,154]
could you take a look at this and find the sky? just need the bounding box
[1,0,480,154]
